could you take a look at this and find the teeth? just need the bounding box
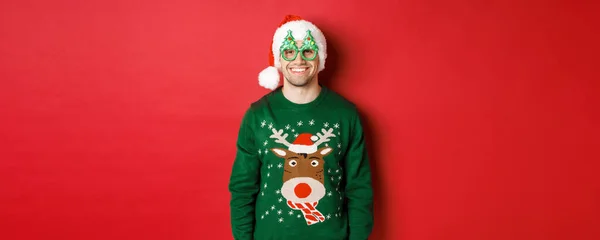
[291,68,306,72]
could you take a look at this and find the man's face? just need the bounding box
[280,40,319,87]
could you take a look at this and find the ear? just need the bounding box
[318,147,333,157]
[271,148,288,158]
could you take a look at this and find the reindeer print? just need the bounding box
[269,127,336,225]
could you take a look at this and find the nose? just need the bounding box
[291,51,306,65]
[294,183,312,198]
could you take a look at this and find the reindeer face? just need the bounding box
[271,147,332,203]
[271,147,332,183]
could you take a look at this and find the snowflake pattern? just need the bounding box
[256,119,345,224]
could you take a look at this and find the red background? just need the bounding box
[1,0,598,239]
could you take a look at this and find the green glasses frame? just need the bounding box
[279,30,319,61]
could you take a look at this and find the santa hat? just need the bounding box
[258,15,328,90]
[288,133,320,154]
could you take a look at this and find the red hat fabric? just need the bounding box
[288,133,319,154]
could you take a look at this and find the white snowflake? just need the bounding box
[271,205,276,210]
[297,121,303,126]
[334,123,339,128]
[327,214,331,219]
[264,183,268,188]
[277,209,282,215]
[337,143,341,148]
[297,214,301,218]
[328,169,331,173]
[258,149,262,155]
[327,191,332,197]
[324,122,329,127]
[338,151,342,155]
[275,189,281,194]
[268,123,273,129]
[267,173,270,177]
[338,176,342,180]
[294,133,299,138]
[291,129,295,132]
[263,140,268,146]
[277,163,283,168]
[336,169,339,173]
[288,210,294,215]
[268,164,272,169]
[278,217,284,223]
[261,120,266,128]
[309,119,315,126]
[261,192,265,196]
[285,124,291,130]
[335,213,338,217]
[338,131,341,135]
[265,210,269,215]
[264,149,268,155]
[261,215,265,219]
[278,197,283,203]
[325,143,328,147]
[331,177,334,181]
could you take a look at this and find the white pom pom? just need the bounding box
[310,135,318,141]
[258,66,280,90]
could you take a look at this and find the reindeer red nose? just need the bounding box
[294,183,312,198]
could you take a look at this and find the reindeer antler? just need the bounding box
[313,128,336,147]
[269,128,291,147]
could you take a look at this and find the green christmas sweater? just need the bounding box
[229,86,373,240]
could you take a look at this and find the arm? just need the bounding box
[228,108,261,240]
[344,110,374,240]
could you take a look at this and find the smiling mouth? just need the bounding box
[289,67,309,74]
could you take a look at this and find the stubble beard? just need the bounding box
[283,71,315,87]
[285,76,311,87]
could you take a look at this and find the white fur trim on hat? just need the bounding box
[288,144,317,154]
[258,66,280,90]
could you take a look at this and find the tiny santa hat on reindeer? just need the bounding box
[258,15,328,90]
[288,133,320,154]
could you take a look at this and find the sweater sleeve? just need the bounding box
[344,110,374,240]
[228,108,261,240]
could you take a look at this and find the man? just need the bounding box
[228,15,373,240]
